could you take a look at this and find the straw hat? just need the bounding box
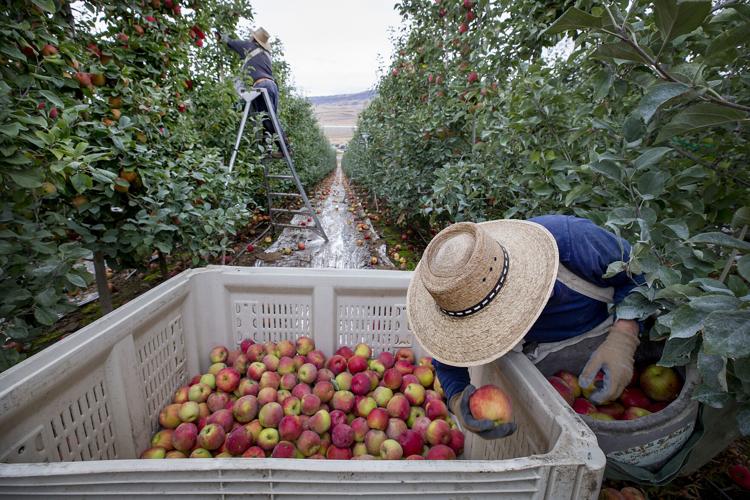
[407,220,559,367]
[252,27,272,52]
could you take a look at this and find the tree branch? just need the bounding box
[671,143,750,188]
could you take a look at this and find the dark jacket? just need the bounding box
[226,38,274,82]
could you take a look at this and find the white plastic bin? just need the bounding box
[0,267,605,498]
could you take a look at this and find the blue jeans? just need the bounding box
[252,79,287,150]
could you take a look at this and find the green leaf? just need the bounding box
[703,310,750,358]
[690,232,750,251]
[633,147,672,170]
[603,260,626,278]
[637,171,668,199]
[738,255,750,282]
[0,123,23,137]
[589,160,622,181]
[668,304,707,338]
[662,218,689,239]
[65,272,87,288]
[656,103,746,143]
[70,173,93,193]
[690,278,734,295]
[689,294,740,312]
[39,90,64,108]
[654,0,711,43]
[732,207,750,227]
[8,169,43,188]
[595,42,651,64]
[33,305,58,326]
[545,7,602,35]
[616,293,659,320]
[707,25,749,56]
[698,351,727,391]
[623,113,646,142]
[32,0,57,13]
[738,404,750,436]
[0,45,26,61]
[659,336,699,367]
[636,83,691,122]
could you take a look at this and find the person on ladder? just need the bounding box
[405,215,644,439]
[218,27,289,159]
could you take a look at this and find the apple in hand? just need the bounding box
[468,384,513,424]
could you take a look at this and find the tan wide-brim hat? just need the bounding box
[407,220,559,367]
[252,27,272,52]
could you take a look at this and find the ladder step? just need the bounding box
[270,192,302,197]
[270,208,313,215]
[273,223,317,230]
[267,175,294,180]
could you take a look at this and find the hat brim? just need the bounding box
[252,33,272,52]
[407,220,558,367]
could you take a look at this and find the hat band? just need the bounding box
[439,243,510,318]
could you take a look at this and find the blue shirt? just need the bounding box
[433,215,643,401]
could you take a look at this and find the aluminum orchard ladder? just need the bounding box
[228,85,328,242]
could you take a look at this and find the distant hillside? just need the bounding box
[308,90,376,106]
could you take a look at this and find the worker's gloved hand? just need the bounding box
[579,321,640,405]
[449,384,516,440]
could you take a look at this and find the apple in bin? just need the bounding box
[365,429,387,455]
[413,365,434,388]
[313,381,335,403]
[233,395,259,423]
[468,384,513,425]
[173,423,197,452]
[151,429,174,451]
[379,439,403,460]
[282,396,301,416]
[335,346,354,360]
[309,409,331,434]
[554,370,581,398]
[226,426,252,455]
[572,398,596,415]
[140,447,166,459]
[296,430,322,457]
[350,372,371,396]
[620,387,651,409]
[298,363,318,384]
[372,386,393,407]
[197,423,226,450]
[426,444,456,460]
[347,355,368,374]
[279,415,303,441]
[596,402,625,419]
[207,409,234,432]
[296,336,315,356]
[386,418,408,440]
[257,428,280,451]
[547,376,575,406]
[209,346,229,364]
[386,394,410,420]
[159,403,182,429]
[426,419,451,446]
[326,355,348,375]
[640,365,681,402]
[377,351,395,369]
[622,407,652,420]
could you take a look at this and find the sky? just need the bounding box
[240,1,402,97]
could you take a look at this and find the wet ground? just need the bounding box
[256,158,393,269]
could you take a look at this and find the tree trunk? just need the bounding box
[93,251,113,314]
[158,249,168,278]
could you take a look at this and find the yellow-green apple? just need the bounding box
[277,356,295,375]
[159,403,182,428]
[418,356,433,367]
[279,415,303,441]
[426,419,451,446]
[189,448,211,458]
[640,365,681,402]
[623,407,652,420]
[232,395,259,423]
[426,444,456,460]
[296,430,321,456]
[295,336,315,356]
[247,362,266,381]
[589,412,615,421]
[364,429,387,455]
[356,396,377,417]
[404,383,426,406]
[208,363,226,376]
[282,396,301,416]
[366,408,389,431]
[352,442,369,457]
[469,384,513,424]
[173,423,197,452]
[209,346,228,364]
[407,406,426,428]
[413,366,434,387]
[257,387,277,405]
[262,354,279,372]
[334,372,352,391]
[259,402,283,428]
[236,378,259,397]
[165,450,186,459]
[277,339,296,358]
[298,363,318,384]
[173,386,190,404]
[178,401,200,422]
[140,447,166,459]
[386,394,410,420]
[379,439,403,460]
[188,383,211,403]
[368,359,385,375]
[197,423,225,450]
[259,371,280,390]
[332,390,355,412]
[597,402,625,419]
[354,343,372,359]
[151,429,174,451]
[372,386,393,407]
[309,409,331,434]
[257,428,279,451]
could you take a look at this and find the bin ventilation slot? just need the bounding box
[135,316,187,432]
[234,300,311,345]
[337,301,413,355]
[48,379,116,462]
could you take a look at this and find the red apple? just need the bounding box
[572,398,596,415]
[296,430,321,457]
[729,464,750,491]
[620,387,651,409]
[233,395,259,423]
[426,444,456,460]
[209,346,229,363]
[347,355,368,374]
[469,384,513,424]
[335,346,354,360]
[377,351,395,369]
[555,371,582,398]
[364,429,387,455]
[172,423,197,452]
[326,355,348,375]
[197,424,225,451]
[547,376,575,406]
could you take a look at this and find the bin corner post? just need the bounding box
[105,336,150,458]
[313,285,336,356]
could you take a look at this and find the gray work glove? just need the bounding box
[449,384,516,440]
[579,322,640,404]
